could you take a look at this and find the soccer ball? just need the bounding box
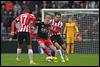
[45,56,52,62]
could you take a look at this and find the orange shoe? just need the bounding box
[16,58,22,62]
[30,61,36,64]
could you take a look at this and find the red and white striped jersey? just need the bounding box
[49,19,63,36]
[11,13,36,33]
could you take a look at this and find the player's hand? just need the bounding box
[75,32,80,39]
[9,32,15,42]
[75,32,82,42]
[76,32,80,36]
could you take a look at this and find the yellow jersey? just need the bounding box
[63,22,79,37]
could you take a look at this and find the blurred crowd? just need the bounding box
[1,1,99,39]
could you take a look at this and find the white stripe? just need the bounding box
[58,21,60,27]
[60,22,63,28]
[52,19,55,26]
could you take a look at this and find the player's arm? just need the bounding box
[74,23,82,42]
[48,25,51,38]
[75,23,79,33]
[62,23,67,38]
[63,23,67,35]
[9,15,20,41]
[30,15,36,29]
[74,23,80,36]
[9,20,16,41]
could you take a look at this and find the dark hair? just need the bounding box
[23,8,30,13]
[54,12,61,16]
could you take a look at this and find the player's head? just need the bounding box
[54,12,61,22]
[68,17,73,23]
[23,8,30,13]
[44,15,51,24]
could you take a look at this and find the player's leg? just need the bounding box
[25,32,36,64]
[54,42,65,62]
[37,38,51,56]
[66,37,70,54]
[46,39,57,62]
[16,44,22,62]
[50,35,59,55]
[70,36,74,54]
[16,32,23,62]
[54,42,60,56]
[57,36,66,62]
[71,43,74,54]
[61,36,70,62]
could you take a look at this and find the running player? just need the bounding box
[49,12,68,62]
[36,15,57,62]
[9,8,36,64]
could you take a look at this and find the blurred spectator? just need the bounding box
[13,1,22,17]
[52,3,57,8]
[62,1,69,8]
[1,3,8,26]
[1,23,7,34]
[42,1,48,8]
[1,11,9,33]
[27,1,34,11]
[34,4,39,15]
[4,1,13,11]
[79,1,86,8]
[85,1,89,8]
[68,1,74,8]
[73,1,81,8]
[88,1,98,8]
[1,1,7,4]
[1,22,7,39]
[1,1,99,35]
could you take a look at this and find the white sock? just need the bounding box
[58,49,64,60]
[17,48,21,58]
[28,49,33,62]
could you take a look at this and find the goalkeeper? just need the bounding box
[63,17,81,54]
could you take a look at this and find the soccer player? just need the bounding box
[63,17,81,54]
[9,8,36,64]
[36,15,57,62]
[49,12,68,62]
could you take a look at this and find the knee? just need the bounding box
[54,42,60,49]
[62,44,66,50]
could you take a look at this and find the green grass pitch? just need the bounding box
[1,53,99,66]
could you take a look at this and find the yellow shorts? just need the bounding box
[66,36,74,44]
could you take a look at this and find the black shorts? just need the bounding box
[18,32,30,45]
[50,35,64,46]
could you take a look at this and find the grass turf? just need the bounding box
[1,53,99,66]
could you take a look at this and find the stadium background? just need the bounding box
[1,1,99,54]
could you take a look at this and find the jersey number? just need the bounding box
[20,14,28,25]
